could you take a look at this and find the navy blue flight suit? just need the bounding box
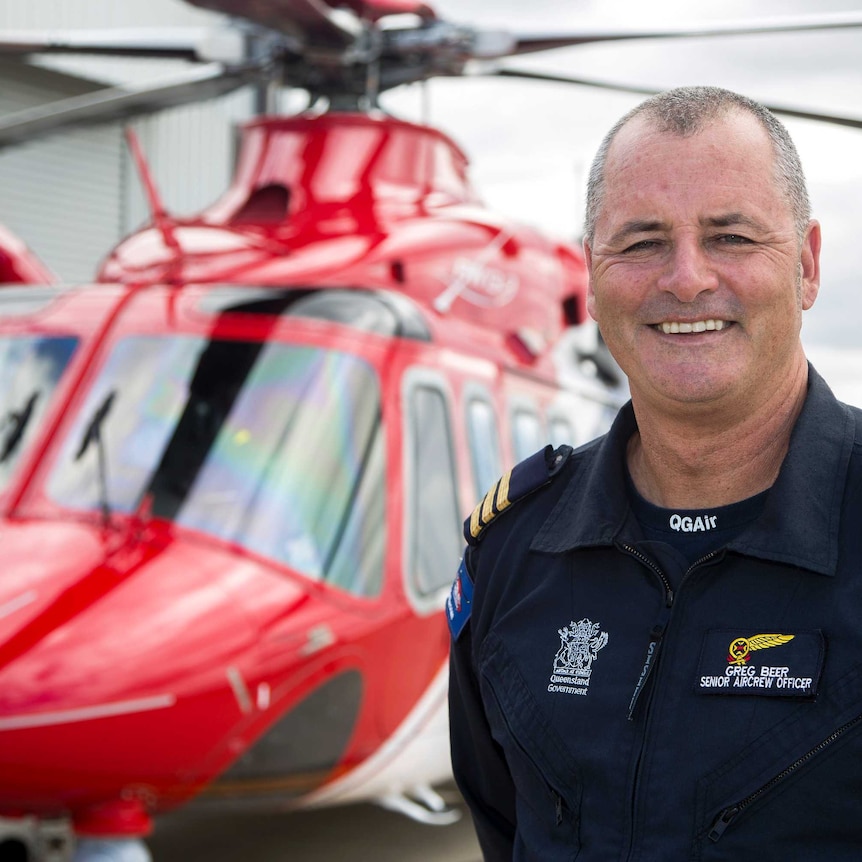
[448,367,862,860]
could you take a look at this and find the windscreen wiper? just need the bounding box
[74,389,117,524]
[0,390,40,464]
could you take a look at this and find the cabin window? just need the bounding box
[47,336,386,597]
[0,334,77,493]
[466,395,502,500]
[406,381,461,599]
[511,406,544,463]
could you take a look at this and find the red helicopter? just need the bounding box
[0,2,860,860]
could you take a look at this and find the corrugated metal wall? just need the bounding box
[0,59,125,281]
[0,0,256,281]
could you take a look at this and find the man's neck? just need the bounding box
[627,362,809,509]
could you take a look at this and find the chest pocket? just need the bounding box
[480,631,582,862]
[693,661,862,861]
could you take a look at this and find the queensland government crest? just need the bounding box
[548,618,609,696]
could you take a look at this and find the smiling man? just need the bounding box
[584,89,820,508]
[448,87,862,860]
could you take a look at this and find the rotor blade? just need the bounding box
[0,63,263,149]
[0,27,246,64]
[490,68,862,131]
[507,12,862,57]
[340,0,435,22]
[185,0,362,52]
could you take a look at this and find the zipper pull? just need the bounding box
[627,622,666,720]
[554,792,563,826]
[708,806,739,842]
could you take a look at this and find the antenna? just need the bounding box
[124,126,181,257]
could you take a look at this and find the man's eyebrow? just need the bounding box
[702,212,766,231]
[606,219,666,247]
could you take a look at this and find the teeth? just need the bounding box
[659,319,726,334]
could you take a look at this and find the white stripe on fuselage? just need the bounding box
[0,695,176,731]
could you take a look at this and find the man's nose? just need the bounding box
[656,239,718,302]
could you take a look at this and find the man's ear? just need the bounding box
[800,220,821,310]
[583,238,598,321]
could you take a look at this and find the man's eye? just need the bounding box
[718,234,751,245]
[622,239,659,253]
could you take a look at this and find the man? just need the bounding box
[447,85,862,860]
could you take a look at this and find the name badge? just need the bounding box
[446,558,473,641]
[696,629,824,697]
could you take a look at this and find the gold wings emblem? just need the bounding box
[748,634,795,651]
[727,633,795,665]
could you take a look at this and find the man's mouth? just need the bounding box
[655,319,729,334]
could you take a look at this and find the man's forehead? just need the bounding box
[606,110,769,171]
[599,113,778,211]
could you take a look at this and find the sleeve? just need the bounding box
[448,553,517,860]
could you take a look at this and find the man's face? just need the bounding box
[584,111,820,415]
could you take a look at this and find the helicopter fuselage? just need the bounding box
[0,111,622,844]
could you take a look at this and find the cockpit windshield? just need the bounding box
[47,335,386,597]
[0,334,78,494]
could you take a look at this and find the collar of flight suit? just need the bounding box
[531,364,857,577]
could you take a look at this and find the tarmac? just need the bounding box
[147,784,481,862]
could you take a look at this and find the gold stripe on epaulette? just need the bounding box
[469,502,483,538]
[481,484,497,524]
[471,485,495,538]
[496,469,512,512]
[469,469,514,540]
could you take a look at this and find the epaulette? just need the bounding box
[464,444,572,546]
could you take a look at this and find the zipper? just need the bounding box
[687,549,723,574]
[627,620,668,720]
[708,712,862,842]
[617,544,723,861]
[624,548,723,720]
[619,543,675,604]
[616,542,675,862]
[619,543,674,720]
[621,546,723,721]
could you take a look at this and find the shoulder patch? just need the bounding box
[446,557,473,640]
[464,444,572,545]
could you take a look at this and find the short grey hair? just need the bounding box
[583,86,811,243]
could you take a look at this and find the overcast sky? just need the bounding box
[380,0,862,376]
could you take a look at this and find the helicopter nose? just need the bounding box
[0,518,274,820]
[0,520,107,672]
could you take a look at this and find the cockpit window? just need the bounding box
[0,334,78,493]
[47,335,386,597]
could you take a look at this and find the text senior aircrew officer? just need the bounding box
[447,85,862,860]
